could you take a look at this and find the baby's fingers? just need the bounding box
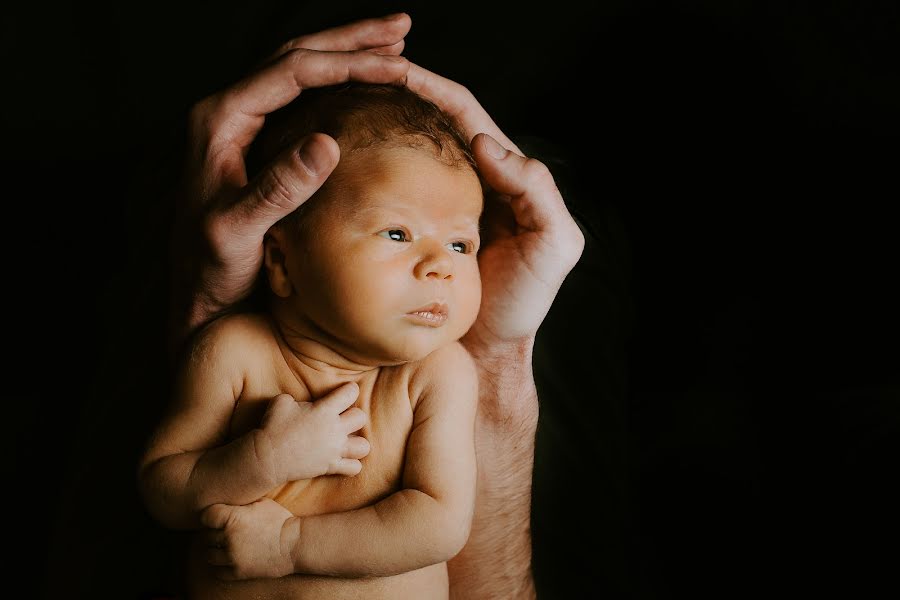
[328,458,363,476]
[344,434,371,459]
[317,381,360,414]
[340,406,368,433]
[206,547,232,567]
[200,503,236,529]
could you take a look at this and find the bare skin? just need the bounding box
[144,314,478,599]
[170,12,585,600]
[144,145,486,598]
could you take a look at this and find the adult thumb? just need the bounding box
[233,133,340,239]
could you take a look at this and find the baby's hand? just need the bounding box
[259,382,370,483]
[201,499,300,581]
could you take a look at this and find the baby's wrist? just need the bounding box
[281,516,304,574]
[249,428,283,487]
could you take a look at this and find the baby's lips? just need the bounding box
[407,301,449,317]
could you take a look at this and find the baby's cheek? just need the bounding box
[460,278,482,328]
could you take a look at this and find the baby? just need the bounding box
[138,83,484,599]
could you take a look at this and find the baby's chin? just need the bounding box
[367,344,447,366]
[350,333,455,366]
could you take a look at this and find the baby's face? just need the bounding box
[279,145,483,364]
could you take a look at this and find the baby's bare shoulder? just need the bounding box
[188,312,277,365]
[408,341,478,405]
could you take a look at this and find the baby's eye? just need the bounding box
[447,241,470,254]
[379,229,410,242]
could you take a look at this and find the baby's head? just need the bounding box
[249,83,483,366]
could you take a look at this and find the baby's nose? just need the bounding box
[414,242,454,280]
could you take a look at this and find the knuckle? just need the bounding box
[187,95,215,131]
[189,94,228,145]
[456,82,474,100]
[276,38,301,55]
[271,394,297,416]
[283,47,312,70]
[254,167,301,213]
[200,212,229,256]
[522,157,554,187]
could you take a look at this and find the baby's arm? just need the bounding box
[138,317,280,530]
[201,341,478,579]
[139,316,368,530]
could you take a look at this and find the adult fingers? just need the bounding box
[403,62,522,155]
[200,503,234,529]
[268,13,411,58]
[473,133,573,239]
[220,133,339,243]
[189,49,408,192]
[368,40,405,56]
[340,407,368,433]
[344,435,371,459]
[316,381,360,414]
[329,458,363,476]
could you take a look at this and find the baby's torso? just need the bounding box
[232,342,413,516]
[185,314,447,600]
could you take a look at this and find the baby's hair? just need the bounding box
[246,83,477,233]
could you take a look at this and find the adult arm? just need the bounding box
[201,342,479,580]
[405,63,586,599]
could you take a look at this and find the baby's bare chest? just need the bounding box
[230,367,416,516]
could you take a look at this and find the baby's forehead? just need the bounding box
[328,145,483,208]
[337,143,464,173]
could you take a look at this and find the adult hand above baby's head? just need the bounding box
[171,13,412,347]
[404,64,586,358]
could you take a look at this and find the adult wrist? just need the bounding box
[461,332,539,430]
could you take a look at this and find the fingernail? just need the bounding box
[384,55,407,64]
[385,12,407,21]
[298,136,327,175]
[482,134,508,160]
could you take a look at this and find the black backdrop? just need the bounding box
[6,1,898,598]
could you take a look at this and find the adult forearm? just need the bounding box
[450,337,538,600]
[290,489,469,577]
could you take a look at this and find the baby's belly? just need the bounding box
[264,455,402,517]
[185,537,448,600]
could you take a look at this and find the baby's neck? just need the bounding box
[269,313,381,395]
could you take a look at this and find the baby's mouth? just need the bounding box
[406,302,450,327]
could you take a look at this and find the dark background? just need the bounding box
[5,1,898,598]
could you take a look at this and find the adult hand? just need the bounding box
[405,64,583,600]
[405,64,586,355]
[171,13,413,348]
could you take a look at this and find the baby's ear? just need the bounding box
[263,226,293,298]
